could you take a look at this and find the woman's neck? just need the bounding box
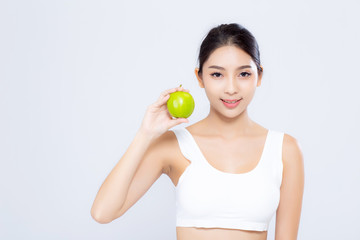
[201,108,256,139]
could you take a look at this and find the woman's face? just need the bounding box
[195,45,262,119]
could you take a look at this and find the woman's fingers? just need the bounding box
[167,117,189,129]
[153,86,190,108]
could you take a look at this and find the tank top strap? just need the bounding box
[170,127,202,163]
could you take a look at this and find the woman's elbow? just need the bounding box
[90,207,117,224]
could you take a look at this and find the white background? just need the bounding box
[1,0,359,239]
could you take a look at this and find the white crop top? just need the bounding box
[170,127,284,231]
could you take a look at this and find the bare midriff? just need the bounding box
[176,227,267,240]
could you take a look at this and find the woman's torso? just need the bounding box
[165,123,271,240]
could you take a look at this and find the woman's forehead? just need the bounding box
[205,46,255,67]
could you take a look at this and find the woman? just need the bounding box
[91,23,305,240]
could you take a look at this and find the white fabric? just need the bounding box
[170,127,284,231]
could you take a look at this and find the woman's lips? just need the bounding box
[221,98,241,103]
[221,98,242,108]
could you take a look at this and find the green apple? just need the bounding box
[167,85,195,118]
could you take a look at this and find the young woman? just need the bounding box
[91,23,305,240]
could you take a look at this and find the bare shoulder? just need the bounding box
[282,133,304,167]
[147,129,180,175]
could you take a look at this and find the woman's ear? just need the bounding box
[195,68,204,88]
[256,66,263,87]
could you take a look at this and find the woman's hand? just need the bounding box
[139,85,190,140]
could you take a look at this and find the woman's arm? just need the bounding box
[275,134,305,240]
[91,129,171,223]
[90,86,189,224]
[91,129,156,223]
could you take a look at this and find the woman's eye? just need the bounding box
[240,72,251,77]
[210,72,222,78]
[210,72,251,78]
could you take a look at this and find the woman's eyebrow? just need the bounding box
[208,65,252,70]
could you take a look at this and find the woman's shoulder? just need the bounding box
[167,122,202,137]
[282,132,302,154]
[281,132,304,169]
[144,129,184,162]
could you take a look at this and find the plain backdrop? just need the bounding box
[1,0,359,239]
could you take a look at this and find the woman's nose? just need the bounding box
[224,77,238,95]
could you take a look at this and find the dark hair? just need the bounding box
[197,23,263,77]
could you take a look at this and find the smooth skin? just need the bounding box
[91,45,304,240]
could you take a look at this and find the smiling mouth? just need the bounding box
[220,98,242,103]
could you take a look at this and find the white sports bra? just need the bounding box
[170,127,284,231]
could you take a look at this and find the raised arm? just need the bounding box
[90,86,189,224]
[275,134,305,240]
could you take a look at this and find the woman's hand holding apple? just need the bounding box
[139,86,190,141]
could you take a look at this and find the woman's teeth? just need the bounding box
[222,99,240,103]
